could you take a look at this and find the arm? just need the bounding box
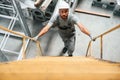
[33,24,51,40]
[34,14,58,40]
[71,14,90,36]
[72,14,94,40]
[76,23,91,36]
[37,24,51,37]
[72,15,95,41]
[37,13,59,37]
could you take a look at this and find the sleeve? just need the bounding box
[47,14,58,27]
[71,14,80,24]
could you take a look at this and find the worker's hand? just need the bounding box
[89,35,95,41]
[33,35,39,41]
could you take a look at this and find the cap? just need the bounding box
[58,1,70,9]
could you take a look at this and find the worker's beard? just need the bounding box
[61,15,68,20]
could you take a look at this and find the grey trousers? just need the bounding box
[58,30,76,56]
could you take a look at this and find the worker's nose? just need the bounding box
[63,13,66,16]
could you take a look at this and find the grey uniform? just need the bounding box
[48,13,80,56]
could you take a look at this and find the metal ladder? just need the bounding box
[0,0,32,62]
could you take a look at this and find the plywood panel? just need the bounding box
[0,57,120,80]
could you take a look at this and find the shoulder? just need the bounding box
[69,13,80,24]
[49,13,59,22]
[53,13,59,19]
[69,13,78,19]
[47,14,59,27]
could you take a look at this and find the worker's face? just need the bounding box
[59,9,69,20]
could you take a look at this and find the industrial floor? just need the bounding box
[0,0,120,62]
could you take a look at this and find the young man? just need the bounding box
[34,1,93,56]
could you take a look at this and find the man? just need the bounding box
[34,1,93,56]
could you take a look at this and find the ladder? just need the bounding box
[0,0,36,62]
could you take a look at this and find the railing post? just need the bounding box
[86,41,92,57]
[100,36,103,59]
[36,41,43,56]
[22,37,26,59]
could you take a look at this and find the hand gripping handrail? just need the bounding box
[86,24,120,59]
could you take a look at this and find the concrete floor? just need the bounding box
[0,0,120,62]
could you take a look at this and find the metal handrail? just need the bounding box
[86,24,120,59]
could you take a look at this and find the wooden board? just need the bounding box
[0,57,120,80]
[40,0,52,11]
[75,8,111,18]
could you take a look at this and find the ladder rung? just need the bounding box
[2,49,19,55]
[0,4,13,8]
[0,14,18,20]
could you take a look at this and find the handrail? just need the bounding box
[86,24,120,59]
[0,25,42,59]
[94,24,120,40]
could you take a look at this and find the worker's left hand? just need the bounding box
[33,35,39,41]
[89,35,95,41]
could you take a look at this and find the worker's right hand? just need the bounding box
[33,35,39,41]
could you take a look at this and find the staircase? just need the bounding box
[0,56,120,80]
